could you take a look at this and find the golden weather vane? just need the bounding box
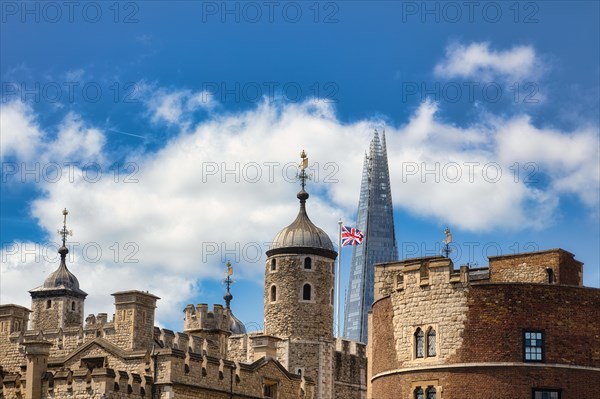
[297,150,312,190]
[442,227,452,258]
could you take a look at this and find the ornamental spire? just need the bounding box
[442,227,453,258]
[223,261,234,309]
[57,208,73,259]
[297,150,311,203]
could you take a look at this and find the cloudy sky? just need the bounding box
[1,1,598,332]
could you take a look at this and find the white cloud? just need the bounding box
[0,100,43,160]
[1,96,597,327]
[434,41,541,81]
[139,84,216,125]
[0,101,105,164]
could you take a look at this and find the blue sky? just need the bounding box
[1,1,598,332]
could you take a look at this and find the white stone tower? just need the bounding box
[264,150,338,399]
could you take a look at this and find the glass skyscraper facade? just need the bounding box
[343,131,398,343]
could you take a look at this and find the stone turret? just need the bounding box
[29,209,87,331]
[0,304,30,337]
[264,150,338,399]
[112,290,159,351]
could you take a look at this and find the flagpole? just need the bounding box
[337,218,343,338]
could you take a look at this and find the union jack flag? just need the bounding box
[341,225,364,246]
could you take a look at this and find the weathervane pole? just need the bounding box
[337,218,343,337]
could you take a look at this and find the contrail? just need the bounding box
[107,129,146,139]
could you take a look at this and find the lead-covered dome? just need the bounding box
[30,246,87,298]
[229,312,247,335]
[267,189,337,259]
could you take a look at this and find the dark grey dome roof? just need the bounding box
[267,189,337,259]
[271,209,335,251]
[229,312,247,335]
[29,246,87,298]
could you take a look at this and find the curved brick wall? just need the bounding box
[370,258,600,398]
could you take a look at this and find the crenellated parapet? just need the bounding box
[0,304,30,338]
[374,256,472,302]
[333,339,368,399]
[1,368,152,399]
[153,345,314,398]
[183,303,230,332]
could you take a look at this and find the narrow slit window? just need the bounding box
[415,328,425,358]
[427,328,436,357]
[303,284,312,301]
[304,257,312,270]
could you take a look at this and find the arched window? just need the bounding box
[427,328,436,357]
[46,300,52,309]
[302,284,312,301]
[271,259,276,271]
[270,285,277,302]
[415,328,425,358]
[414,387,424,399]
[426,386,436,399]
[304,257,312,270]
[71,301,76,311]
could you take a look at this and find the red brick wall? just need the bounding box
[454,283,600,367]
[370,282,600,398]
[559,251,583,286]
[371,368,599,399]
[370,297,399,377]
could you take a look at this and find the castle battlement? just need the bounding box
[183,303,230,333]
[374,256,472,301]
[0,368,152,399]
[374,248,583,303]
[334,338,366,357]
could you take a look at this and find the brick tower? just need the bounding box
[264,150,338,399]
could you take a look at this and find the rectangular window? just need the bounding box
[524,331,544,362]
[533,389,560,399]
[263,382,278,398]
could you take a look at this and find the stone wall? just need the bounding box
[112,291,158,351]
[264,254,334,340]
[333,339,367,399]
[156,348,314,399]
[489,248,582,285]
[30,295,84,331]
[1,368,152,399]
[373,257,470,369]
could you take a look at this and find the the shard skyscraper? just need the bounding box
[343,130,398,343]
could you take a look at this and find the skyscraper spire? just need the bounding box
[343,131,398,343]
